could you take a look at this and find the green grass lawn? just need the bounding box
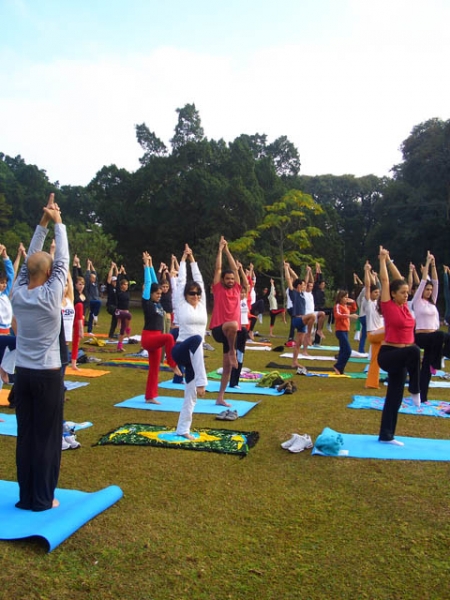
[2,310,450,600]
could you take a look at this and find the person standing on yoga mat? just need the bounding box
[210,236,246,407]
[11,193,68,511]
[377,246,421,446]
[171,244,208,438]
[412,252,450,404]
[141,252,181,403]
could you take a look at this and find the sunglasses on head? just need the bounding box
[187,290,201,296]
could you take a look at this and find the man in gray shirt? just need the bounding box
[12,194,69,511]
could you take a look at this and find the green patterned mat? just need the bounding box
[96,423,259,457]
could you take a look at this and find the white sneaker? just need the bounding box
[258,314,263,324]
[93,316,98,326]
[62,436,71,451]
[296,366,308,376]
[64,434,81,449]
[288,434,313,453]
[281,434,301,449]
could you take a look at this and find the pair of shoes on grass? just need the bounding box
[281,433,313,453]
[216,409,238,421]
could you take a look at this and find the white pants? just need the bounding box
[176,379,197,435]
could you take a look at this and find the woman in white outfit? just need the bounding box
[171,244,208,439]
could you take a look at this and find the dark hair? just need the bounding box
[150,282,162,295]
[293,278,305,288]
[221,269,234,279]
[370,284,378,293]
[335,289,349,304]
[389,278,408,297]
[422,280,435,305]
[184,280,202,298]
[0,271,7,283]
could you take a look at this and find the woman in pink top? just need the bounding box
[377,247,421,446]
[412,252,449,404]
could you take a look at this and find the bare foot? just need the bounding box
[0,367,9,384]
[71,363,80,371]
[216,399,231,407]
[317,330,325,339]
[197,386,206,397]
[172,365,183,377]
[333,367,342,375]
[52,498,60,508]
[145,398,161,404]
[180,433,196,440]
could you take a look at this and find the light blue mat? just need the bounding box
[0,480,123,551]
[64,381,90,391]
[312,428,450,460]
[348,395,450,418]
[0,415,93,437]
[115,395,258,416]
[158,380,283,396]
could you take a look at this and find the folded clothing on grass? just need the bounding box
[312,426,450,460]
[0,480,123,551]
[96,423,259,457]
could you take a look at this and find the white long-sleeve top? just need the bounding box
[173,260,207,343]
[412,278,439,330]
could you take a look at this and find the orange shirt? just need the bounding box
[333,300,357,332]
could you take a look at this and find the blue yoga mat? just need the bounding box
[0,415,93,437]
[348,395,450,418]
[158,380,283,396]
[0,480,123,551]
[115,395,258,416]
[312,428,450,460]
[64,381,90,391]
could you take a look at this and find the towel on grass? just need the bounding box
[158,380,284,396]
[65,367,110,378]
[312,426,450,460]
[281,353,369,364]
[0,388,12,406]
[207,370,291,382]
[348,395,450,418]
[114,396,258,416]
[0,480,123,551]
[96,423,259,457]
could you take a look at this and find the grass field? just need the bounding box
[2,310,450,600]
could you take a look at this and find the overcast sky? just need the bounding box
[1,0,449,186]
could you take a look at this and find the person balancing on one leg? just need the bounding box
[210,236,247,407]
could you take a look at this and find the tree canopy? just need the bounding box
[1,112,449,290]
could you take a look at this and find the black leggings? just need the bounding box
[377,344,420,441]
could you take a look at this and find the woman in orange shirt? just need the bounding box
[333,290,358,374]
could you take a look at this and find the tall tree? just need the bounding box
[135,123,168,165]
[170,103,205,151]
[230,189,323,285]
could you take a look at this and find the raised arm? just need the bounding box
[284,261,293,290]
[223,240,240,284]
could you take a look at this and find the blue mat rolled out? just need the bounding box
[0,415,93,437]
[115,396,258,416]
[158,380,283,396]
[348,395,450,418]
[0,480,123,551]
[312,427,450,460]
